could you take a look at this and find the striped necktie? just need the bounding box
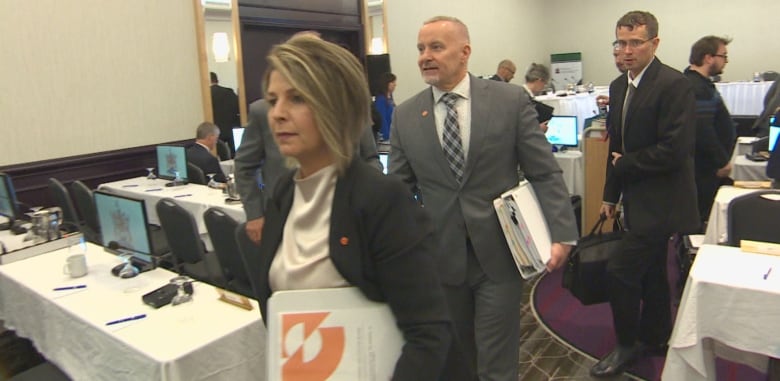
[441,92,465,183]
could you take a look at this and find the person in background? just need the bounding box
[684,35,736,229]
[593,11,699,378]
[597,49,628,109]
[374,72,397,141]
[210,72,241,154]
[523,63,552,133]
[391,16,578,380]
[246,34,456,380]
[489,59,516,83]
[234,34,383,245]
[186,122,227,183]
[752,78,780,137]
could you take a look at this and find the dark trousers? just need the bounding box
[440,241,522,381]
[606,230,672,347]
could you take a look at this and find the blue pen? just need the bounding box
[53,285,87,291]
[146,188,163,192]
[106,314,147,326]
[174,194,192,198]
[764,267,773,280]
[122,184,139,188]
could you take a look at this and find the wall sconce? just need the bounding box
[212,32,230,62]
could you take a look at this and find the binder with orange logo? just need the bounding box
[266,287,403,381]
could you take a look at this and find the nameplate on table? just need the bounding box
[217,288,253,311]
[741,240,780,257]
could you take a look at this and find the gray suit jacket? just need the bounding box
[235,99,383,220]
[390,74,578,284]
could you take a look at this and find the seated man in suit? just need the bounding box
[187,122,227,184]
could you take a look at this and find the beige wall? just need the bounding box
[0,0,203,166]
[386,0,780,103]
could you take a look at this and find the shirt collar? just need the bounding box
[432,74,471,104]
[627,57,655,88]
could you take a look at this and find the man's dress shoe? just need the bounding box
[590,344,641,378]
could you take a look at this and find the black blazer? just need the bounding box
[210,84,240,137]
[186,144,226,183]
[249,159,453,381]
[604,58,700,234]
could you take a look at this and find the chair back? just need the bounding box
[204,208,254,297]
[727,190,780,246]
[762,71,779,82]
[186,162,207,185]
[156,198,206,266]
[47,178,81,230]
[216,139,232,161]
[235,221,261,299]
[70,180,102,244]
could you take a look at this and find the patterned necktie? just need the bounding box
[441,92,465,183]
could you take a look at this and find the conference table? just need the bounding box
[714,81,774,116]
[99,177,246,235]
[732,155,769,181]
[0,242,266,380]
[535,92,600,135]
[702,186,762,245]
[663,244,780,381]
[553,150,584,196]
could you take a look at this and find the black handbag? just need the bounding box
[562,214,624,305]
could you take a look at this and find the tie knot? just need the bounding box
[441,92,459,108]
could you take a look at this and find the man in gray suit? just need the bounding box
[389,16,578,380]
[236,99,382,243]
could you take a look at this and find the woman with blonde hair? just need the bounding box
[247,35,456,380]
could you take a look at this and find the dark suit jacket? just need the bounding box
[211,84,240,138]
[249,159,452,381]
[186,144,226,183]
[752,79,780,137]
[604,58,699,234]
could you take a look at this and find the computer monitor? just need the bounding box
[0,173,19,227]
[155,145,188,181]
[769,117,779,153]
[545,115,579,147]
[94,191,153,261]
[378,152,389,175]
[232,127,245,150]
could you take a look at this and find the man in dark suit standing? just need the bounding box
[591,11,699,378]
[210,72,240,154]
[390,16,578,380]
[684,36,736,230]
[186,122,227,183]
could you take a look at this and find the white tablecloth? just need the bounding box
[99,177,246,235]
[663,244,780,380]
[535,93,600,135]
[714,81,774,116]
[554,150,584,196]
[0,243,265,381]
[732,156,769,181]
[702,186,762,245]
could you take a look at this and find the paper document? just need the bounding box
[266,287,403,381]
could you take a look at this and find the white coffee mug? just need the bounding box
[63,254,88,278]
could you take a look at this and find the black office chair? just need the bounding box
[186,162,207,185]
[727,190,780,246]
[47,178,82,233]
[216,139,232,161]
[156,198,224,286]
[69,180,101,245]
[203,208,254,298]
[9,361,70,381]
[762,71,779,82]
[235,221,262,299]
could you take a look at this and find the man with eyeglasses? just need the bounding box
[684,36,736,230]
[489,59,516,83]
[592,10,699,378]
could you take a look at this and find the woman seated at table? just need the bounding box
[248,35,456,380]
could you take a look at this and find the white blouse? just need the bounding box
[268,164,349,291]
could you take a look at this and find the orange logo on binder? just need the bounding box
[280,312,345,381]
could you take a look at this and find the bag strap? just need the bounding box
[588,213,608,236]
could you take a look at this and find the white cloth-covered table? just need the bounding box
[99,177,246,235]
[715,81,774,116]
[702,186,762,245]
[219,159,235,176]
[663,244,780,380]
[535,92,600,135]
[0,243,265,381]
[553,150,584,196]
[732,156,769,181]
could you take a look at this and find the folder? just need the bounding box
[532,100,554,123]
[266,287,403,381]
[493,180,552,279]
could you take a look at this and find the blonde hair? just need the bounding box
[263,35,370,175]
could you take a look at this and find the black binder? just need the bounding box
[532,100,554,123]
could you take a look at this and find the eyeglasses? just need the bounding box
[713,54,728,61]
[612,38,654,51]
